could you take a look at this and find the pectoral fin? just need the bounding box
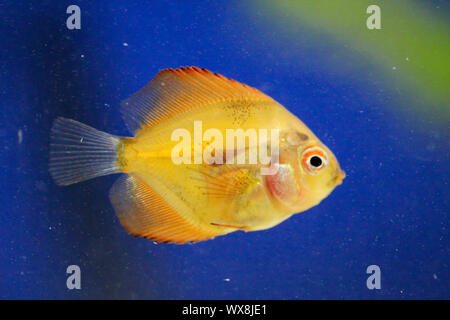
[190,165,261,200]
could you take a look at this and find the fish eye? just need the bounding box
[301,147,328,175]
[309,156,322,168]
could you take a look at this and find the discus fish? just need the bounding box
[50,67,345,244]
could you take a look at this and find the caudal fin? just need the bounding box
[49,117,122,186]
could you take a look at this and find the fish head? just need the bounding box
[295,142,345,207]
[265,131,344,213]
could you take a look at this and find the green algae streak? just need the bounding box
[253,0,450,120]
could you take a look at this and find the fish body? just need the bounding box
[50,67,344,244]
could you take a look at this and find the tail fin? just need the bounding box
[49,117,122,186]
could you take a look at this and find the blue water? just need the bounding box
[1,1,448,299]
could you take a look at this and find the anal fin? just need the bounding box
[109,174,227,244]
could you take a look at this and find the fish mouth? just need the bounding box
[329,169,346,186]
[335,169,346,185]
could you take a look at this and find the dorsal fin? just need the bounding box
[120,67,276,134]
[109,174,229,244]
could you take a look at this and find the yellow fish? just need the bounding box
[50,67,345,244]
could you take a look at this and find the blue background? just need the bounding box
[0,1,448,299]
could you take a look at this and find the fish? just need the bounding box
[49,66,345,244]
